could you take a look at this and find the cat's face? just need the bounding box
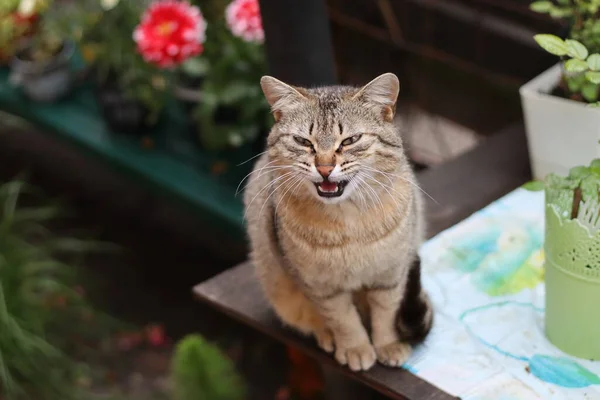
[261,73,406,204]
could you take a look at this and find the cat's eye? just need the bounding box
[293,136,313,147]
[341,134,363,147]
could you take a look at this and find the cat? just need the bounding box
[243,73,433,371]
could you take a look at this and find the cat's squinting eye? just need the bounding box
[293,136,313,147]
[341,134,363,146]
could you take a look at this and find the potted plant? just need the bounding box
[9,9,76,103]
[174,56,208,111]
[521,0,600,180]
[193,0,270,151]
[64,0,170,133]
[525,160,600,360]
[0,0,48,65]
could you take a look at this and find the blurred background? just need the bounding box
[0,0,567,399]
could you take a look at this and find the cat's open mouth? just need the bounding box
[314,180,348,198]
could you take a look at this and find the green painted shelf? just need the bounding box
[0,68,261,241]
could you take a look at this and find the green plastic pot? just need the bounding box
[544,202,600,360]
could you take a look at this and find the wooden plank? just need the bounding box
[419,123,531,236]
[195,263,455,400]
[194,123,531,399]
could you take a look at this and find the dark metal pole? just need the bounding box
[258,0,337,87]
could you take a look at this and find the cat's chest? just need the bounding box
[277,212,414,290]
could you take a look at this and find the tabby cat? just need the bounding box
[243,73,433,371]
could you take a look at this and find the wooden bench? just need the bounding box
[194,123,532,400]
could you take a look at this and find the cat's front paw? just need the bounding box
[335,342,376,371]
[375,342,411,367]
[314,327,335,353]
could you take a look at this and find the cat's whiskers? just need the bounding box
[360,170,409,204]
[258,172,302,219]
[356,173,385,212]
[244,170,297,218]
[236,150,268,166]
[350,178,368,210]
[362,174,403,210]
[236,160,281,196]
[275,176,304,215]
[359,164,438,204]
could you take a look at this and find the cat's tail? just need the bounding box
[395,257,434,345]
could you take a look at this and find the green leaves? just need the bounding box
[530,1,553,12]
[569,165,591,180]
[534,34,569,56]
[534,32,600,101]
[171,334,245,400]
[582,81,600,102]
[585,71,600,84]
[530,0,573,17]
[565,59,589,73]
[587,54,600,70]
[566,39,589,59]
[522,181,545,192]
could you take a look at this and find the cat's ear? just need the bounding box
[353,73,400,122]
[260,76,308,122]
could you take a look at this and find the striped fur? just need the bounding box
[244,73,433,371]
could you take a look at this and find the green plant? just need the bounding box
[524,159,600,217]
[0,180,123,400]
[193,22,271,150]
[534,34,600,103]
[531,1,600,104]
[171,334,245,400]
[0,0,50,62]
[531,0,600,51]
[69,0,171,125]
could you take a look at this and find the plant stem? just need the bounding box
[572,186,583,219]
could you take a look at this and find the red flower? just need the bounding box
[134,0,207,69]
[145,324,167,347]
[225,0,264,43]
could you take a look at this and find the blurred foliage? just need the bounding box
[192,21,271,150]
[171,334,245,400]
[0,0,50,62]
[0,180,124,400]
[531,0,600,53]
[59,0,171,124]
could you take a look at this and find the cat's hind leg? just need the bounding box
[255,260,334,353]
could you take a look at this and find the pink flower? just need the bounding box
[134,0,207,69]
[225,0,264,43]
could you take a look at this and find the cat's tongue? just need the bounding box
[319,181,338,192]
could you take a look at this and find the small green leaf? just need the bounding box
[567,73,586,92]
[549,7,573,17]
[530,1,553,12]
[582,81,600,102]
[581,175,600,202]
[590,160,600,175]
[586,71,600,84]
[566,39,589,60]
[569,165,590,180]
[534,34,568,56]
[565,59,588,73]
[522,180,545,191]
[588,102,600,108]
[587,54,600,71]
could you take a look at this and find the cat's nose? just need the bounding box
[316,165,334,178]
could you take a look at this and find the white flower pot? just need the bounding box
[520,63,600,180]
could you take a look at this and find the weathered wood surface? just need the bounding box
[194,123,531,400]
